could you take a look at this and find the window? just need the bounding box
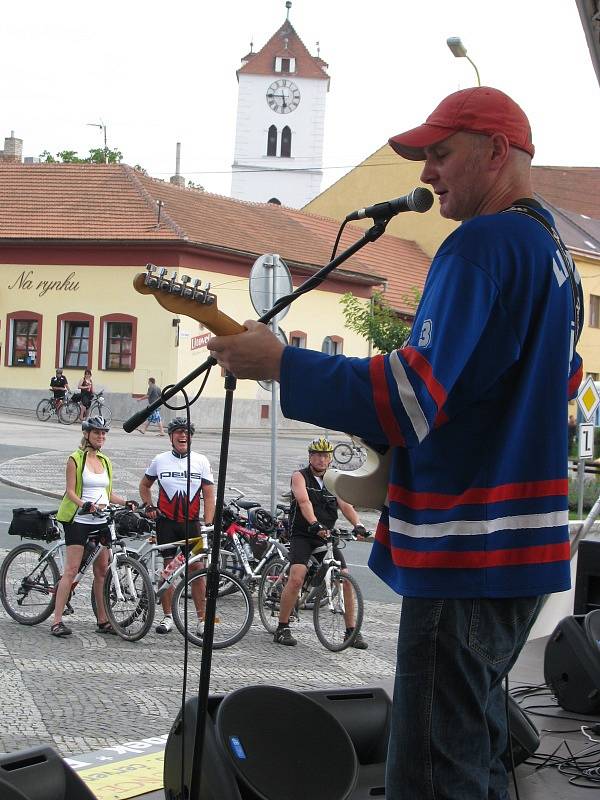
[267,125,277,157]
[5,311,42,367]
[590,295,600,328]
[321,335,343,355]
[57,312,94,369]
[290,330,307,348]
[280,126,292,158]
[99,314,137,371]
[274,56,295,73]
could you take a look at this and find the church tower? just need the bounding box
[230,3,330,208]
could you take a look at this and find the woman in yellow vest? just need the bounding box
[52,416,132,637]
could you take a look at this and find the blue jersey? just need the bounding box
[280,207,583,599]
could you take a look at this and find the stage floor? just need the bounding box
[131,635,600,800]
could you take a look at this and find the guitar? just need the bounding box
[134,264,391,509]
[133,264,245,335]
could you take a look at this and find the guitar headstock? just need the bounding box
[133,265,245,336]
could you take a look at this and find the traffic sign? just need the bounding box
[579,423,594,459]
[249,253,293,319]
[577,376,600,422]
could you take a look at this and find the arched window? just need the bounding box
[321,335,343,355]
[280,126,292,158]
[267,125,277,157]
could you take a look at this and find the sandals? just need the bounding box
[96,621,117,635]
[50,621,72,637]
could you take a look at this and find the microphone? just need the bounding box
[345,187,434,221]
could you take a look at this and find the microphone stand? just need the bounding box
[123,218,389,799]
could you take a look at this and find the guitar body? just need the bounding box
[324,440,391,510]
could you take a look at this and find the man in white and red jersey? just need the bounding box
[139,416,215,635]
[208,87,583,799]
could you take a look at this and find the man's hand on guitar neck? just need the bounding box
[208,320,284,380]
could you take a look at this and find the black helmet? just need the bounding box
[82,415,110,433]
[168,417,195,436]
[248,507,275,534]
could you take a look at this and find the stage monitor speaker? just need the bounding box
[164,685,390,800]
[215,685,358,800]
[503,695,540,768]
[544,611,600,713]
[0,746,96,800]
[574,539,600,615]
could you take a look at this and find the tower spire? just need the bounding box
[285,1,291,20]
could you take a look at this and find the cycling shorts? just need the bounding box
[63,520,110,548]
[288,534,347,569]
[156,517,202,560]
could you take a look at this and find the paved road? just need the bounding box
[0,410,401,757]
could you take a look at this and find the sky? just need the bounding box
[2,0,599,199]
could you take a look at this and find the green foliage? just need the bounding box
[340,290,418,354]
[568,474,600,514]
[38,147,123,164]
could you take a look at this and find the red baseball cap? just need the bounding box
[389,86,534,160]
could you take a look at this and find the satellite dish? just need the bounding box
[249,253,293,320]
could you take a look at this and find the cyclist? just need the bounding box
[139,417,216,634]
[50,368,70,412]
[274,437,369,648]
[77,369,94,421]
[52,416,133,637]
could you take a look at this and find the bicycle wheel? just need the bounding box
[0,543,59,624]
[333,442,353,464]
[257,558,288,634]
[103,554,155,641]
[90,402,112,424]
[36,399,54,422]
[171,567,253,649]
[58,400,80,425]
[313,570,364,652]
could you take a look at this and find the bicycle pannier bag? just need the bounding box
[9,508,60,542]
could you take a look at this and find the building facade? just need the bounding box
[0,162,431,429]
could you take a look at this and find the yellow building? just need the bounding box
[0,162,430,428]
[306,149,600,382]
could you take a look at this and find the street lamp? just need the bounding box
[446,36,481,86]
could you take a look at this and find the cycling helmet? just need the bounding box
[248,507,275,534]
[82,415,110,433]
[168,417,195,436]
[308,437,334,453]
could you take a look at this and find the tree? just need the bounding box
[38,147,123,164]
[340,289,419,354]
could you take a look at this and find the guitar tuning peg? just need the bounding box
[145,263,157,273]
[170,271,178,281]
[180,275,191,284]
[158,267,168,278]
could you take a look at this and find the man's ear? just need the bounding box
[489,133,510,171]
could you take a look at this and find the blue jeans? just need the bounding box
[386,595,543,800]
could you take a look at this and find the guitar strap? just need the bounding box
[504,201,583,346]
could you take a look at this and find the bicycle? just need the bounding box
[0,505,155,641]
[218,488,290,594]
[257,531,364,652]
[333,439,367,466]
[121,510,254,649]
[59,390,112,425]
[36,393,72,423]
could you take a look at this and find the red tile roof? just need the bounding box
[532,166,600,219]
[237,21,329,82]
[0,163,430,315]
